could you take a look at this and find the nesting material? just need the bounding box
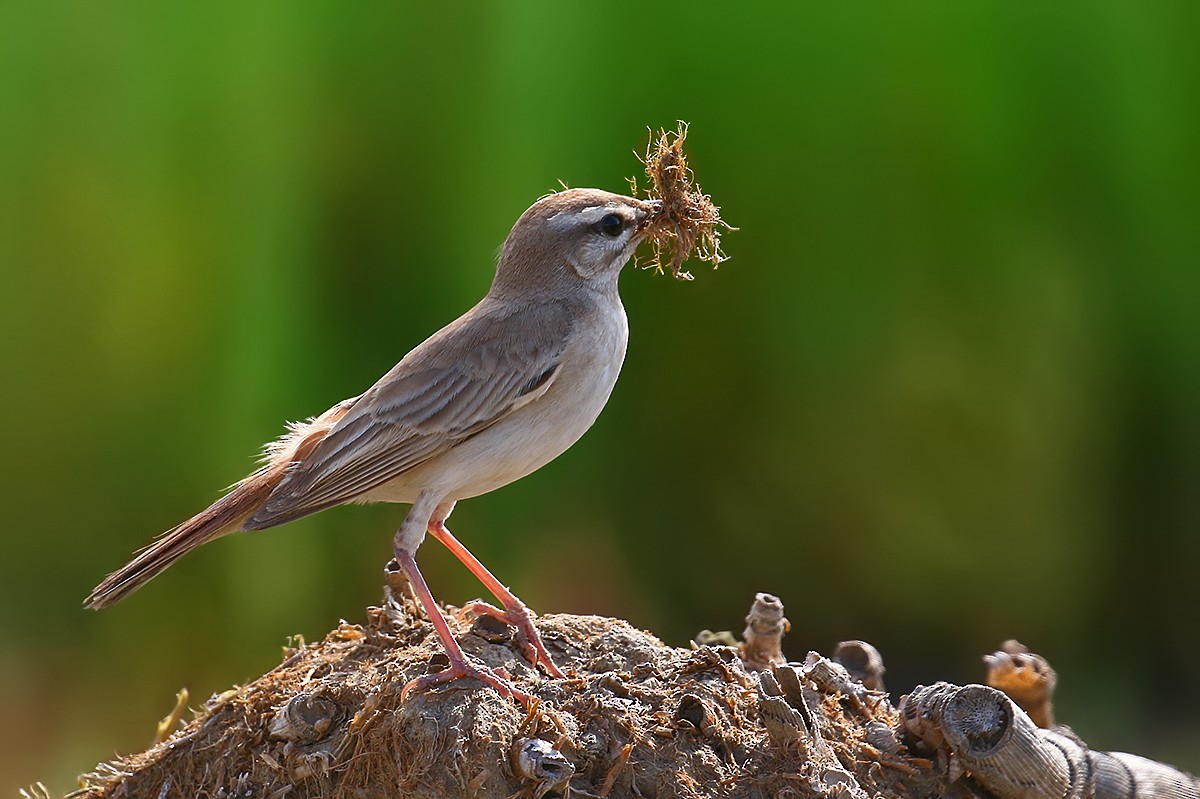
[634,122,734,280]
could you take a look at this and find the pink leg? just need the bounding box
[394,550,531,704]
[427,520,565,679]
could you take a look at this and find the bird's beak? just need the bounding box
[632,198,664,238]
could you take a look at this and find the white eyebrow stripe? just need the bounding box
[547,203,633,233]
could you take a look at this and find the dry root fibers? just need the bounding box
[634,122,734,280]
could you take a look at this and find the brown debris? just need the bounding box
[71,594,1197,799]
[152,688,189,746]
[634,122,734,280]
[834,640,887,693]
[512,737,574,799]
[984,639,1057,729]
[740,592,790,671]
[73,591,928,799]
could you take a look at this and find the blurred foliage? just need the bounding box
[2,2,1198,793]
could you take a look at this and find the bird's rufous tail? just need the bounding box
[85,462,288,609]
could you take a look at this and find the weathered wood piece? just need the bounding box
[902,682,1200,799]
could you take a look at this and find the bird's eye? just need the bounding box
[597,213,624,238]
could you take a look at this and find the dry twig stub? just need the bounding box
[634,122,733,280]
[740,591,790,671]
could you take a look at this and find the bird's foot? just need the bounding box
[401,655,532,705]
[460,599,565,679]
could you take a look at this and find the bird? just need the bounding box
[87,188,663,701]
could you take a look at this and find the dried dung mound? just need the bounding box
[74,589,938,799]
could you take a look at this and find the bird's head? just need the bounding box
[491,188,661,298]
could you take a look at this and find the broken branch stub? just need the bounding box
[902,681,1200,799]
[740,591,790,671]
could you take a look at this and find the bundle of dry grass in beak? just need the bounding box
[633,122,734,280]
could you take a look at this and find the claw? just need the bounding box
[462,599,565,679]
[402,656,533,705]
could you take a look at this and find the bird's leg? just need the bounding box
[427,520,565,679]
[394,549,532,704]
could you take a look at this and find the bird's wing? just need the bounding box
[245,299,573,529]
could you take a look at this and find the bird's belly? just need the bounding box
[365,300,628,504]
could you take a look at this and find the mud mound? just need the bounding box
[74,589,929,799]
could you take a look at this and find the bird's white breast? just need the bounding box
[365,293,629,504]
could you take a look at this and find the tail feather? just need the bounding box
[85,463,287,609]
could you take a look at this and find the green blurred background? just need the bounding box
[2,2,1197,793]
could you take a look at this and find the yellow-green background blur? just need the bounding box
[3,3,1197,794]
